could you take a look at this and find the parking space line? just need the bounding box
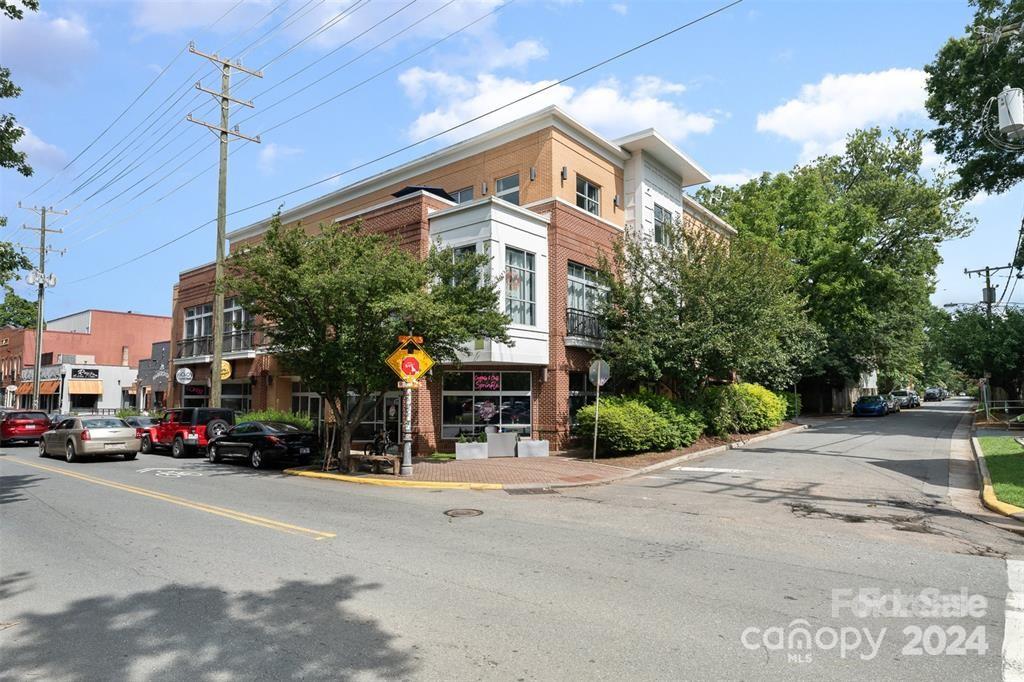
[5,458,336,541]
[1006,560,1024,682]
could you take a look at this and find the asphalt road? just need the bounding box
[1,398,1022,681]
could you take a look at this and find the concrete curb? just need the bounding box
[969,436,1024,522]
[283,422,812,492]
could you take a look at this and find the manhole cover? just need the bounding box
[444,508,483,518]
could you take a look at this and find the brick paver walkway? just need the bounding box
[351,456,631,486]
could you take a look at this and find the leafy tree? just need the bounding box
[697,128,972,388]
[225,216,510,466]
[924,0,1024,199]
[941,306,1024,397]
[600,221,822,399]
[0,285,35,327]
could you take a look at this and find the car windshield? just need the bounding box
[857,396,882,404]
[263,422,303,433]
[83,418,130,429]
[8,411,47,420]
[892,390,908,396]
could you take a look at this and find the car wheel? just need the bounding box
[38,439,47,457]
[65,441,77,463]
[124,451,137,461]
[208,444,220,464]
[140,436,153,454]
[172,437,186,459]
[207,419,230,439]
[250,447,264,469]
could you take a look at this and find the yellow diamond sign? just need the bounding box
[386,341,433,382]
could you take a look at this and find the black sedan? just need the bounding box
[206,421,317,469]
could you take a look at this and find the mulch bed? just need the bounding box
[556,420,801,470]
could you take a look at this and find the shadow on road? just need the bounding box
[0,474,43,505]
[1,576,412,680]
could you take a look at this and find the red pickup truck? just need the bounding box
[150,407,235,458]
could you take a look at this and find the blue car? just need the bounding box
[853,394,888,417]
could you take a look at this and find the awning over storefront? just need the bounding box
[69,379,103,395]
[39,380,59,394]
[15,382,31,395]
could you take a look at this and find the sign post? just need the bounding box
[588,359,610,462]
[386,336,433,476]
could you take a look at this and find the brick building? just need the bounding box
[169,106,734,451]
[0,309,171,410]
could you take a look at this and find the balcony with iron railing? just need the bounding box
[565,309,604,348]
[176,330,256,359]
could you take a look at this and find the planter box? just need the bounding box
[486,432,518,458]
[455,442,487,460]
[517,440,549,458]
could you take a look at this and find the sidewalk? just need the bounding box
[284,456,635,490]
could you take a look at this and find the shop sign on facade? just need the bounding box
[175,368,194,385]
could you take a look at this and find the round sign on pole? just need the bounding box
[175,368,194,385]
[220,360,231,381]
[588,359,610,387]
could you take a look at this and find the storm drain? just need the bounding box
[444,508,483,518]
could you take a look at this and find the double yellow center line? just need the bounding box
[7,458,335,541]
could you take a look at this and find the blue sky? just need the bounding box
[1,0,1021,319]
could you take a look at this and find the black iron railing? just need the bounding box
[176,331,255,358]
[566,309,604,340]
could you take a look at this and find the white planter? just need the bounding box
[486,432,518,458]
[517,440,549,458]
[455,442,487,460]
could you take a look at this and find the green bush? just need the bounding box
[575,397,664,455]
[632,391,705,448]
[699,383,787,436]
[237,409,314,431]
[783,391,801,420]
[116,408,141,419]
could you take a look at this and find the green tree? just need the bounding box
[600,222,822,398]
[0,285,35,327]
[697,128,972,388]
[941,306,1024,397]
[924,0,1024,199]
[225,216,511,466]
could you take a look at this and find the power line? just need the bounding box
[66,0,743,284]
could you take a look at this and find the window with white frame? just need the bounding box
[654,203,674,245]
[223,297,252,351]
[505,247,535,326]
[451,186,474,204]
[569,371,597,424]
[567,262,606,313]
[449,244,478,286]
[291,381,324,425]
[184,303,212,339]
[441,371,532,438]
[576,175,600,215]
[494,173,520,205]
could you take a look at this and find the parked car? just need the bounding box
[151,407,235,457]
[908,391,922,408]
[207,421,317,469]
[924,388,942,402]
[853,395,888,417]
[0,410,52,446]
[124,415,161,454]
[939,388,949,400]
[883,394,902,413]
[889,389,914,409]
[40,416,141,462]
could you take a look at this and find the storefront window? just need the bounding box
[441,370,532,438]
[569,371,597,425]
[221,383,251,412]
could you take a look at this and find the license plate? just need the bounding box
[105,442,124,448]
[299,447,310,455]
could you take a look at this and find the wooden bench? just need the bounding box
[345,453,400,476]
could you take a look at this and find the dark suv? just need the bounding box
[152,408,235,457]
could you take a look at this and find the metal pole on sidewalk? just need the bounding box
[592,379,601,462]
[401,385,413,476]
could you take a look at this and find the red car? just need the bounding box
[1,410,52,446]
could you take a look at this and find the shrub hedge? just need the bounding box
[575,393,705,456]
[632,391,705,449]
[699,383,787,436]
[237,409,314,431]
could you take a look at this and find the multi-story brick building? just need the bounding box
[169,106,734,451]
[0,309,171,410]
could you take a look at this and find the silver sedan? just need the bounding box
[40,416,141,462]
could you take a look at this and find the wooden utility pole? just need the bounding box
[186,42,261,408]
[18,203,66,410]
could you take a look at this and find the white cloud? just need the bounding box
[479,39,548,71]
[610,3,628,15]
[399,71,715,143]
[131,0,272,34]
[258,143,302,174]
[710,170,759,187]
[0,11,95,84]
[756,68,927,161]
[15,128,67,172]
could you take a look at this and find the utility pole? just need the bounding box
[965,263,1014,318]
[18,203,66,410]
[186,42,261,408]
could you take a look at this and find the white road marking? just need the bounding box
[136,467,203,478]
[670,466,752,474]
[1005,559,1024,681]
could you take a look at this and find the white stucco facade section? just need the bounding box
[429,197,550,366]
[46,310,93,333]
[639,151,684,240]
